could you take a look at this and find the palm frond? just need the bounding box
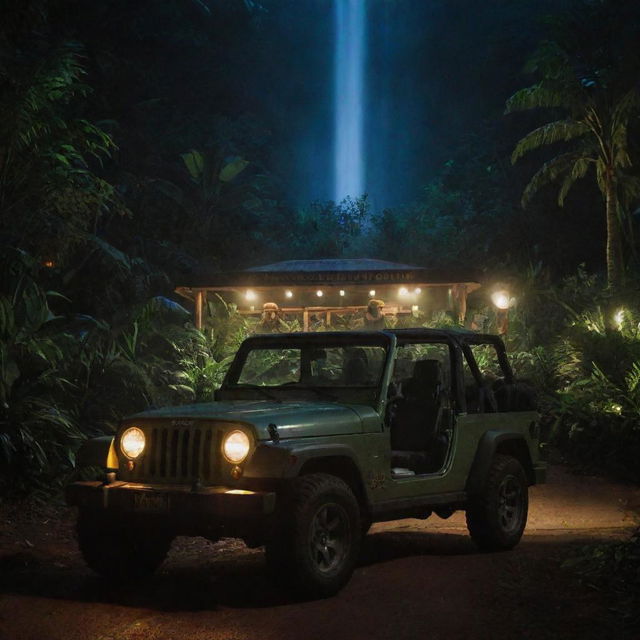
[521,152,584,207]
[619,175,640,207]
[512,120,589,163]
[558,156,593,206]
[611,89,640,130]
[505,83,570,114]
[613,132,632,169]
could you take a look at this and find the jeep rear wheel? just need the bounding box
[466,454,528,551]
[265,473,362,598]
[77,509,173,581]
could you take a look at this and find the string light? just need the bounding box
[245,290,256,301]
[316,290,323,297]
[285,290,293,298]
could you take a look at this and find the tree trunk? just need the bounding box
[605,170,624,291]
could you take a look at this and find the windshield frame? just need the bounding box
[221,332,395,407]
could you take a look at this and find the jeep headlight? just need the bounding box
[223,430,250,464]
[120,427,145,459]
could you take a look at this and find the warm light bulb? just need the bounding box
[369,289,376,297]
[339,290,345,297]
[399,287,408,296]
[316,290,323,297]
[285,290,293,299]
[491,291,510,310]
[414,287,421,294]
[245,290,256,302]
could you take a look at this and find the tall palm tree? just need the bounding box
[506,2,640,290]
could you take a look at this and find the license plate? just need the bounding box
[133,492,169,513]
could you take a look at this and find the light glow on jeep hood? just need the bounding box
[130,400,366,440]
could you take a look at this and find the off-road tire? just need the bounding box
[265,473,362,598]
[77,509,173,580]
[466,454,528,551]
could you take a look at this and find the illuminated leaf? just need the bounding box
[219,156,249,183]
[181,150,205,180]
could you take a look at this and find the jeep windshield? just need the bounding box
[219,332,393,406]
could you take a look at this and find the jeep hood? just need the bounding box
[129,400,367,440]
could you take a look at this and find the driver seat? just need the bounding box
[391,359,447,472]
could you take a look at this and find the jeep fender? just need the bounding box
[245,442,361,478]
[465,431,535,495]
[77,436,118,469]
[244,442,369,503]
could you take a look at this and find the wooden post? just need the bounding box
[453,284,468,325]
[195,290,203,330]
[303,308,309,332]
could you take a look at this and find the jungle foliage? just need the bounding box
[0,0,640,496]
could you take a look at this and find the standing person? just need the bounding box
[256,302,288,333]
[364,299,385,330]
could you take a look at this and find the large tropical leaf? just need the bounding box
[558,156,593,206]
[219,156,249,183]
[511,119,590,163]
[181,149,205,181]
[521,152,587,207]
[505,83,570,113]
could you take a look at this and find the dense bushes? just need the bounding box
[0,252,236,497]
[550,311,640,482]
[494,271,640,483]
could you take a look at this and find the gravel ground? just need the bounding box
[0,464,638,640]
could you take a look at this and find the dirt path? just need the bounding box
[1,465,638,640]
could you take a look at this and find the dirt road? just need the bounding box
[1,465,638,640]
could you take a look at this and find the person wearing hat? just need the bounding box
[364,298,385,330]
[257,302,288,333]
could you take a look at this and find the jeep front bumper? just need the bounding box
[66,481,276,532]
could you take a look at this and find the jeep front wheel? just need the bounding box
[265,473,362,598]
[77,509,173,580]
[466,454,528,551]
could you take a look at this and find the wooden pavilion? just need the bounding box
[175,259,480,330]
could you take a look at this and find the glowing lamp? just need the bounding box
[491,291,510,310]
[285,290,293,299]
[399,287,408,296]
[121,427,145,459]
[414,287,421,294]
[369,289,376,297]
[222,430,250,464]
[411,305,419,312]
[245,290,257,302]
[316,290,323,297]
[339,290,346,297]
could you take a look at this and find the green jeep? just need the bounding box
[67,328,546,597]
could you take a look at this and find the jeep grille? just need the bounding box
[131,424,219,483]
